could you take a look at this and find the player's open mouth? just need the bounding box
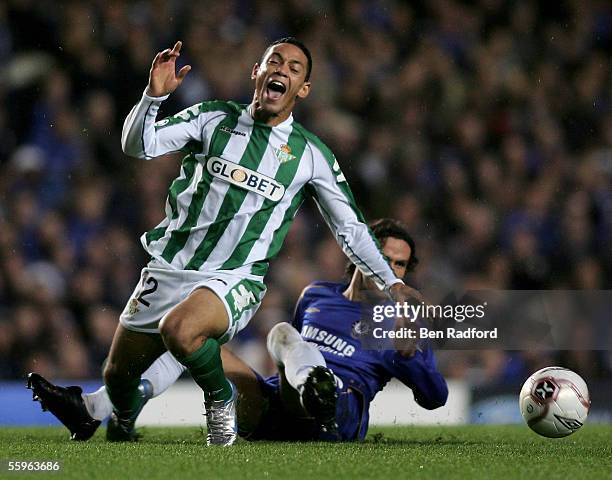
[266,80,287,101]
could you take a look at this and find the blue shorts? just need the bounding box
[241,373,365,442]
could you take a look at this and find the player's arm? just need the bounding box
[306,142,403,294]
[121,41,199,160]
[381,348,448,410]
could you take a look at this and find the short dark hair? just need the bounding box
[262,37,312,81]
[346,218,419,280]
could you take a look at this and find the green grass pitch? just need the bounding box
[0,425,610,479]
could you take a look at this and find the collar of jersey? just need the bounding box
[244,106,294,129]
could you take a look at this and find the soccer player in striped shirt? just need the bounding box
[99,37,421,445]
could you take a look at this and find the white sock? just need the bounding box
[82,386,112,421]
[141,351,187,397]
[82,352,187,421]
[267,322,326,391]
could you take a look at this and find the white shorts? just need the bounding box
[119,260,266,343]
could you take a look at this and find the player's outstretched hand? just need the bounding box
[146,41,191,97]
[388,283,424,305]
[389,283,425,357]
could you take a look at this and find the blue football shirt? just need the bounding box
[292,281,448,439]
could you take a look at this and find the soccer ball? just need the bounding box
[519,366,590,438]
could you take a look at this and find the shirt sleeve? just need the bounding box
[380,348,448,410]
[306,142,403,292]
[121,91,208,160]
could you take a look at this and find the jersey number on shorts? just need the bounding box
[137,276,159,307]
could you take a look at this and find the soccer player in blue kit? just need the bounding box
[28,219,447,441]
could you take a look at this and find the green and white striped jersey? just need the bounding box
[122,92,402,291]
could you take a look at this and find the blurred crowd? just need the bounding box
[0,0,610,389]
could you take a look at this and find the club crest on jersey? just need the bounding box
[351,320,372,338]
[205,156,285,202]
[274,144,296,164]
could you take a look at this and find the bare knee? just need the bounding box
[160,288,229,359]
[159,311,204,359]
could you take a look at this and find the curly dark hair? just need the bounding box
[345,218,418,280]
